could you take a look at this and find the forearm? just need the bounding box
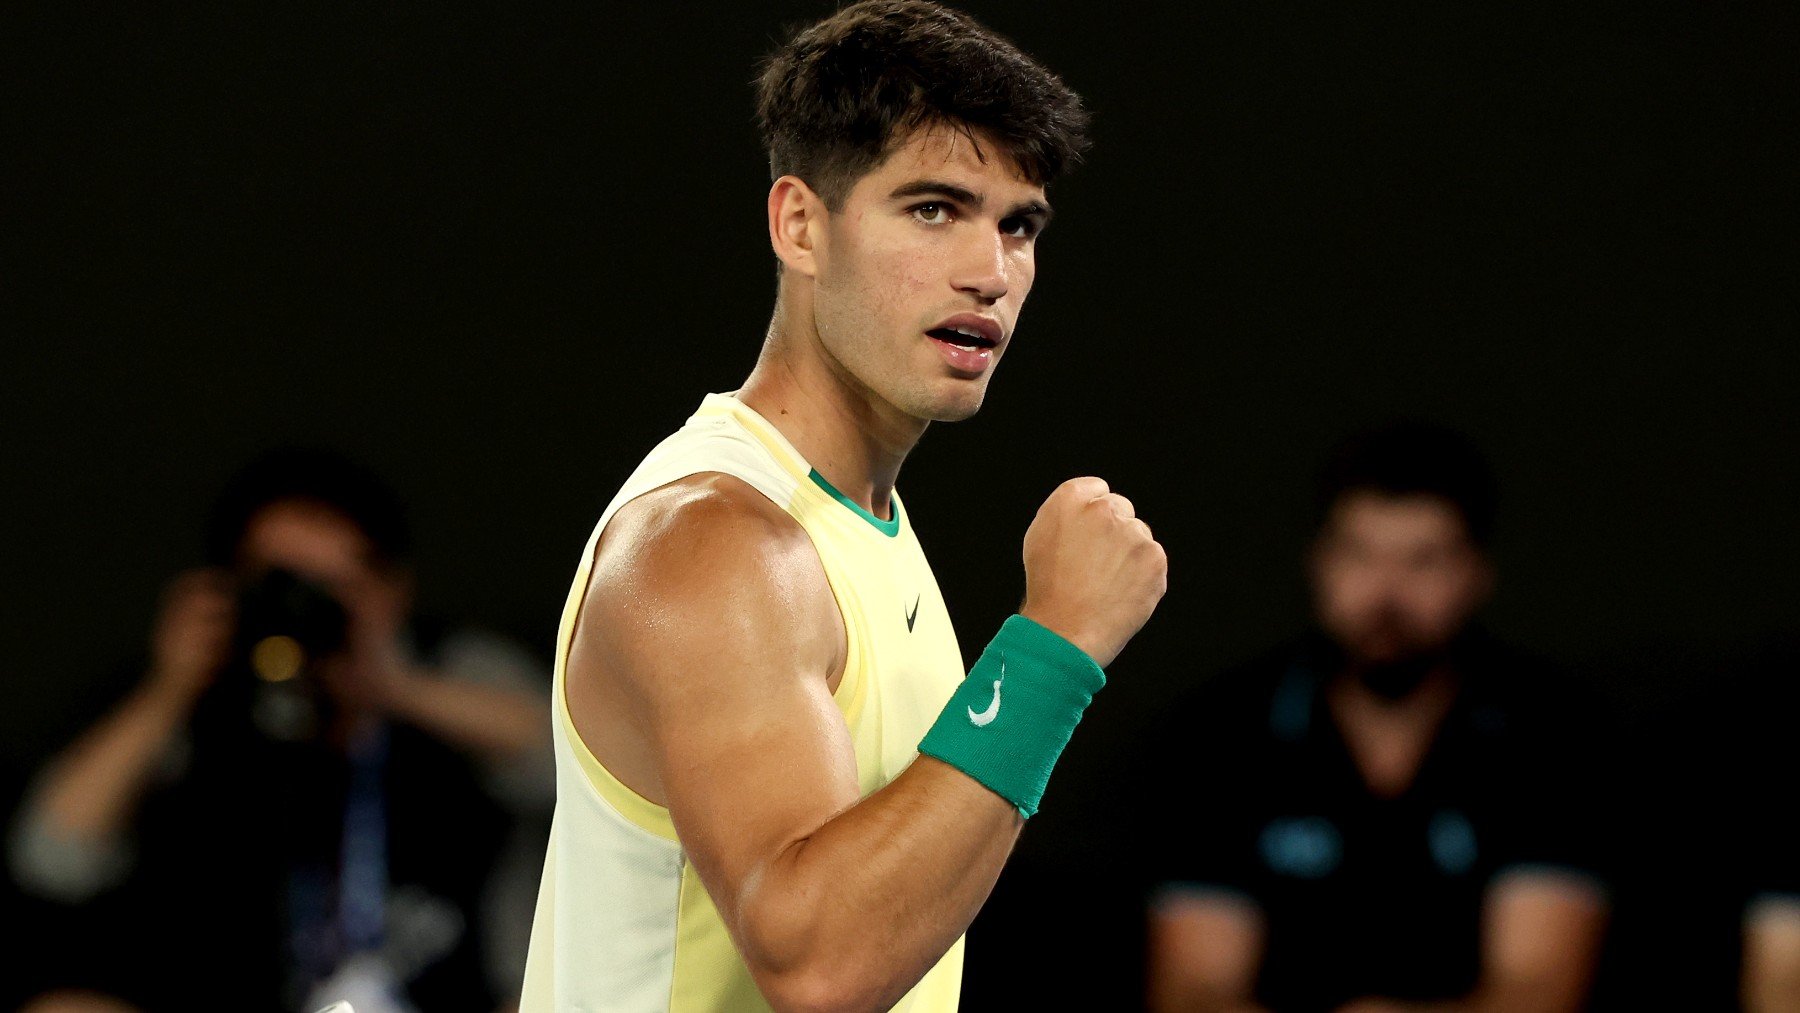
[1745,974,1800,1013]
[385,668,546,760]
[724,615,1100,1009]
[36,678,193,842]
[1743,903,1800,1013]
[1148,896,1270,1013]
[728,755,1021,1012]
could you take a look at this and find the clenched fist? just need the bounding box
[1018,477,1167,668]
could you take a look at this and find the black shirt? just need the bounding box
[1151,633,1609,1012]
[16,655,509,1012]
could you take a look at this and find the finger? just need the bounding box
[177,590,235,620]
[1103,494,1136,519]
[1061,476,1109,500]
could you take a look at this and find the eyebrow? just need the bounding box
[886,179,1055,223]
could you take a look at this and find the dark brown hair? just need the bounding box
[206,448,411,566]
[1317,422,1499,547]
[755,0,1090,208]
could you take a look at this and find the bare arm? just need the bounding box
[33,680,197,844]
[325,574,548,765]
[381,663,546,761]
[1468,870,1608,1012]
[568,475,1163,1012]
[32,571,230,844]
[1147,891,1271,1013]
[1744,897,1800,1013]
[10,572,230,902]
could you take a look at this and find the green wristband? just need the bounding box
[918,614,1106,817]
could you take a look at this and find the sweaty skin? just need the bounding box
[564,126,1166,1012]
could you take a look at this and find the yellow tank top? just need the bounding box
[520,392,968,1011]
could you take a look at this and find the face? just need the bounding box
[237,499,408,636]
[800,124,1051,422]
[1310,492,1492,668]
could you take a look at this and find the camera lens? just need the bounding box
[235,569,349,669]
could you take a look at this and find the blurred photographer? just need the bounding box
[10,450,550,1012]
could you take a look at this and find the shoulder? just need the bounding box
[581,472,843,674]
[1457,632,1609,735]
[595,471,817,586]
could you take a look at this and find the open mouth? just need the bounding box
[926,326,998,350]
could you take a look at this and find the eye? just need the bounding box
[910,203,953,225]
[1000,216,1042,240]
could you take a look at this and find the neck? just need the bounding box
[737,291,927,520]
[1332,662,1454,726]
[1326,664,1459,799]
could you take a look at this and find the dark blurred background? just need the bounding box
[3,1,1794,1008]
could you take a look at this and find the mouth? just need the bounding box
[925,324,999,350]
[924,314,1004,376]
[925,314,1002,350]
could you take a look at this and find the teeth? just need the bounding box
[930,325,993,350]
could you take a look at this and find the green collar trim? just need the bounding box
[808,468,901,537]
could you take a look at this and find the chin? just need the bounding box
[928,375,996,422]
[922,391,987,423]
[885,380,987,423]
[930,400,984,423]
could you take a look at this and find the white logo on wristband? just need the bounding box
[968,657,1004,727]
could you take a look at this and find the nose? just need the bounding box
[951,231,1008,303]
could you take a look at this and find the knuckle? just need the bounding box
[1065,475,1109,497]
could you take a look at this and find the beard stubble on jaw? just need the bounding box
[1341,606,1456,700]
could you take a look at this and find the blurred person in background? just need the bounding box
[8,449,552,1012]
[1145,423,1610,1013]
[1739,643,1800,1013]
[1746,894,1800,1013]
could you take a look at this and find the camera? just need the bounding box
[233,568,349,741]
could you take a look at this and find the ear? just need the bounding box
[768,175,825,277]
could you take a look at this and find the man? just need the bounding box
[1737,644,1800,1013]
[9,449,550,1011]
[1147,423,1609,1013]
[520,3,1166,1010]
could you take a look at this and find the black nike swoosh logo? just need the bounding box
[906,595,921,632]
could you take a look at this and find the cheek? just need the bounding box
[1010,249,1036,297]
[845,242,935,315]
[1404,568,1480,630]
[1316,564,1378,620]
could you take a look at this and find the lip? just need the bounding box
[928,334,993,376]
[929,313,1004,347]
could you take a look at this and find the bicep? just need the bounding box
[575,480,857,923]
[646,614,859,902]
